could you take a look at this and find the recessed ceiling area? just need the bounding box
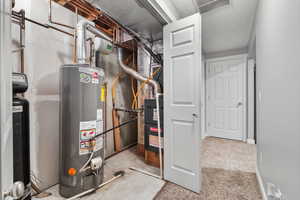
[168,0,258,56]
[201,0,258,55]
[87,0,258,56]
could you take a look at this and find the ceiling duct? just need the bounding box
[196,0,230,13]
[135,0,168,25]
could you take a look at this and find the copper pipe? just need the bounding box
[11,10,25,73]
[24,17,74,37]
[12,19,21,25]
[12,10,74,37]
[20,9,25,73]
[73,7,78,63]
[12,48,24,53]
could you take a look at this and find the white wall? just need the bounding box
[13,0,137,189]
[13,0,75,189]
[256,0,300,199]
[0,0,14,194]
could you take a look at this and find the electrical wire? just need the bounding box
[131,67,160,109]
[90,117,138,141]
[79,150,95,173]
[112,55,132,108]
[131,77,138,109]
[111,72,124,107]
[79,116,137,173]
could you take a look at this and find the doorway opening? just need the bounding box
[205,55,248,141]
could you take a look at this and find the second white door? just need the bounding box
[206,55,246,141]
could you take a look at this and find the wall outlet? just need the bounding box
[258,90,262,102]
[267,182,284,200]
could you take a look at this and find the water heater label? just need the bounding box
[79,68,100,85]
[12,75,26,83]
[96,120,103,134]
[80,73,91,84]
[153,109,158,121]
[100,87,106,102]
[13,105,23,113]
[92,72,99,84]
[79,121,97,155]
[97,109,103,121]
[94,136,103,152]
[79,120,104,155]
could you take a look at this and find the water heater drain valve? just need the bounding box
[90,157,103,170]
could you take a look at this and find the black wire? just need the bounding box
[90,117,138,141]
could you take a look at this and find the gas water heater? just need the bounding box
[59,64,105,197]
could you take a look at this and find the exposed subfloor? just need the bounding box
[155,137,262,200]
[34,137,261,200]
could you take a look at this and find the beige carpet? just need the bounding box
[202,137,257,173]
[155,137,262,200]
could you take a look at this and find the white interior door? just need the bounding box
[163,13,202,193]
[206,55,246,141]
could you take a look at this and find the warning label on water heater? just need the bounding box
[79,68,100,85]
[79,120,103,155]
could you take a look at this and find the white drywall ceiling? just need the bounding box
[169,0,258,55]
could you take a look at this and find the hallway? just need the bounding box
[155,137,262,200]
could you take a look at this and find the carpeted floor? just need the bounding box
[202,137,257,173]
[155,137,262,200]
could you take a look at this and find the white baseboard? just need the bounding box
[247,138,255,144]
[256,166,268,200]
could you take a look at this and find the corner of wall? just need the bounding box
[256,166,268,200]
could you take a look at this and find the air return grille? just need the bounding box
[196,0,230,13]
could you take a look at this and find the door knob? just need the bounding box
[192,113,198,118]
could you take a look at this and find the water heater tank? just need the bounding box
[59,64,105,198]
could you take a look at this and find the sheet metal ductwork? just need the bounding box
[76,20,112,64]
[117,48,161,93]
